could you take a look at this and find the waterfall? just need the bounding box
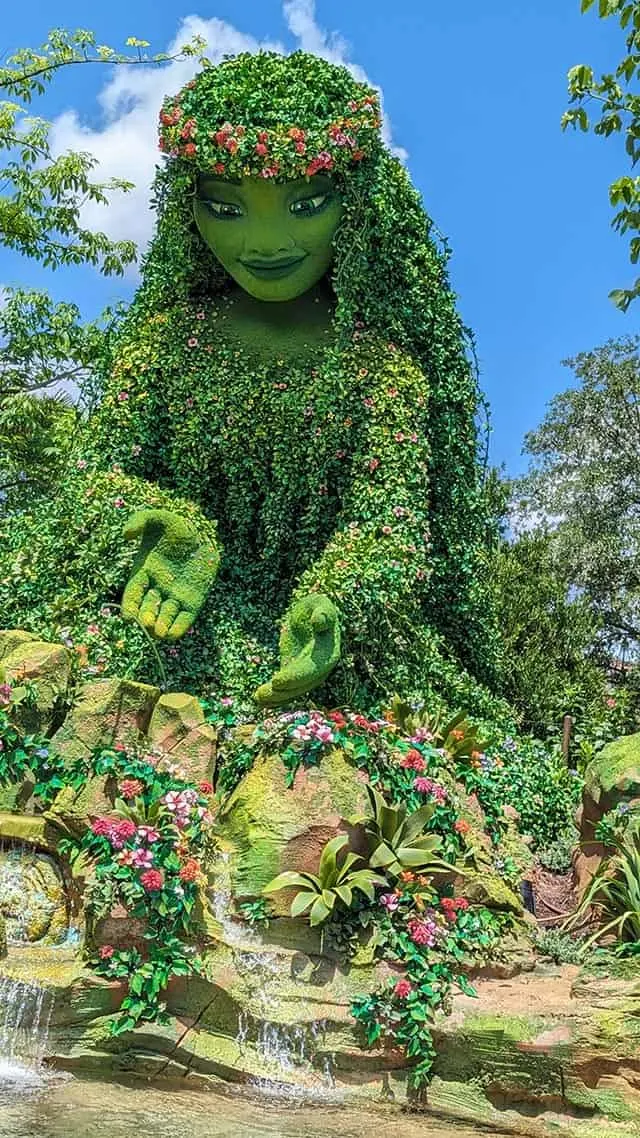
[0,976,53,1084]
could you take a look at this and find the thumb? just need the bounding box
[123,511,149,542]
[123,509,170,543]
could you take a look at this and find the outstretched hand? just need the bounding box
[122,509,220,641]
[254,593,341,707]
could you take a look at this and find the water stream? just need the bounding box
[0,1075,514,1138]
[0,975,54,1088]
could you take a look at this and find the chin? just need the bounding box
[242,280,312,303]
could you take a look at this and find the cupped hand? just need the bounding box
[121,509,220,641]
[254,593,341,707]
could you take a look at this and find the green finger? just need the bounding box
[155,598,180,638]
[138,588,163,629]
[166,610,194,641]
[122,571,149,621]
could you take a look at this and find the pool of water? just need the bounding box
[0,1067,506,1138]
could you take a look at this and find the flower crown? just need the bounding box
[158,83,382,181]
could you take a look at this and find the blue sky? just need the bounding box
[1,0,631,474]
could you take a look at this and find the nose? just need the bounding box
[243,222,296,259]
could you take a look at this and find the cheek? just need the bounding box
[300,212,342,260]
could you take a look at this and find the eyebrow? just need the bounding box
[197,173,333,195]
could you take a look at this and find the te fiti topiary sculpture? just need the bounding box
[0,51,501,709]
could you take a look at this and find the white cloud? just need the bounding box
[49,1,406,265]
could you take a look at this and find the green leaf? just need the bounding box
[309,896,331,926]
[290,891,316,918]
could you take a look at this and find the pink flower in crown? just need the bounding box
[313,724,335,744]
[292,724,312,742]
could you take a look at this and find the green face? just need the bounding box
[192,173,342,301]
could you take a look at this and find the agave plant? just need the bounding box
[263,834,386,926]
[565,821,640,953]
[361,784,456,880]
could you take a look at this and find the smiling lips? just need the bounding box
[240,255,307,279]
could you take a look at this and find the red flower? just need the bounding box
[119,779,143,800]
[91,817,113,837]
[179,858,201,883]
[183,143,197,158]
[400,749,426,773]
[327,711,347,729]
[115,819,137,842]
[213,163,226,175]
[98,944,115,960]
[140,869,164,892]
[393,979,413,999]
[454,819,470,835]
[255,142,269,157]
[368,457,380,472]
[198,781,213,795]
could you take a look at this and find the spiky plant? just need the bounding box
[263,834,386,926]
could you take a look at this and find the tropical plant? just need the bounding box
[387,695,486,763]
[263,834,386,927]
[360,784,456,880]
[566,819,640,953]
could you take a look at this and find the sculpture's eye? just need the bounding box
[290,193,331,216]
[200,199,243,219]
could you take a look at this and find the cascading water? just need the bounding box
[210,855,335,1095]
[0,975,53,1085]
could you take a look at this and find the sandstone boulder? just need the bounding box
[575,732,640,895]
[146,691,217,785]
[50,677,160,765]
[0,638,71,734]
[214,749,370,913]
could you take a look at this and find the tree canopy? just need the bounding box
[564,0,640,310]
[514,336,640,657]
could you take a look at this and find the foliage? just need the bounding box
[514,338,640,671]
[493,530,608,740]
[0,47,504,712]
[56,745,215,1033]
[459,733,583,852]
[351,871,512,1089]
[564,0,640,309]
[387,695,486,762]
[236,898,271,927]
[0,290,125,512]
[360,784,454,880]
[533,928,587,965]
[0,27,204,273]
[537,829,579,874]
[567,815,640,953]
[0,684,216,1033]
[0,695,65,802]
[264,834,386,927]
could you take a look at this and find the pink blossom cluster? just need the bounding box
[380,892,400,912]
[291,712,335,745]
[91,817,137,849]
[407,916,440,948]
[162,788,199,828]
[413,777,448,804]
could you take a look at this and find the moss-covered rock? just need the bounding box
[147,691,217,784]
[50,677,160,765]
[215,748,369,909]
[0,638,71,734]
[0,846,67,943]
[576,732,640,894]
